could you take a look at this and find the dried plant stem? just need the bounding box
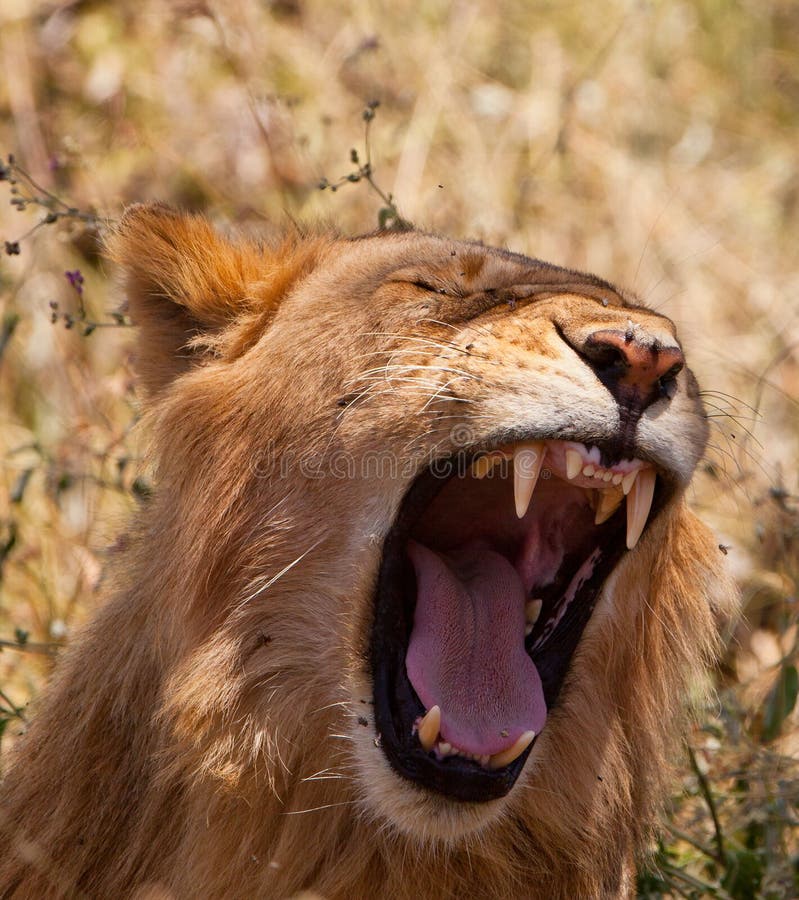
[687,743,726,866]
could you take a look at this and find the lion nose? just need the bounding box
[579,328,685,408]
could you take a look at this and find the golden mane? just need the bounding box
[0,206,737,899]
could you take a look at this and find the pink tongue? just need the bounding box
[406,540,547,757]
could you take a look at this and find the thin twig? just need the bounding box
[687,743,726,866]
[0,638,58,655]
[665,823,724,864]
[0,154,113,256]
[659,860,733,899]
[318,104,411,231]
[0,687,25,719]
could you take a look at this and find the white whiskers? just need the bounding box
[237,538,324,609]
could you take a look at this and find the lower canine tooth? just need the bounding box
[487,731,536,770]
[594,487,623,525]
[417,705,441,752]
[514,442,545,518]
[626,468,656,549]
[565,449,583,480]
[525,598,542,625]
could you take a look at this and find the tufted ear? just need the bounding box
[107,204,325,397]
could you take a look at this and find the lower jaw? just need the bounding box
[371,557,628,801]
[356,737,511,842]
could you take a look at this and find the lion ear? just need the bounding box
[110,203,310,397]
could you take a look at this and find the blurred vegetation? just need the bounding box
[0,0,797,896]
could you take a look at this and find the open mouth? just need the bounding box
[371,438,670,803]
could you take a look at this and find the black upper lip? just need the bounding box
[369,436,672,803]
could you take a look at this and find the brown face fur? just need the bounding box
[0,206,736,899]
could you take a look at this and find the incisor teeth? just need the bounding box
[514,442,545,519]
[487,731,536,770]
[583,464,595,477]
[594,487,624,525]
[626,468,656,549]
[417,705,441,752]
[621,469,639,495]
[565,449,583,480]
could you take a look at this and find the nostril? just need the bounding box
[579,328,685,407]
[580,340,627,374]
[656,361,684,400]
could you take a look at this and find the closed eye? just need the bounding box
[411,279,448,295]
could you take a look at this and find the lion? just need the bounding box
[0,205,736,899]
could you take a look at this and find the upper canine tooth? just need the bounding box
[626,468,656,549]
[417,705,441,752]
[487,730,536,770]
[514,442,545,518]
[565,449,583,480]
[595,487,623,524]
[621,469,639,495]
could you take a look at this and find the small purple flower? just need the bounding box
[65,269,84,296]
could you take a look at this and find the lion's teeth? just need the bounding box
[513,442,545,519]
[626,468,656,549]
[621,469,639,495]
[565,449,583,480]
[594,487,624,525]
[612,473,623,486]
[525,598,542,625]
[472,454,497,479]
[417,705,441,752]
[525,597,542,636]
[487,731,536,770]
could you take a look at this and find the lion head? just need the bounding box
[0,206,736,899]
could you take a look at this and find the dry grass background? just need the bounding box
[0,0,797,896]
